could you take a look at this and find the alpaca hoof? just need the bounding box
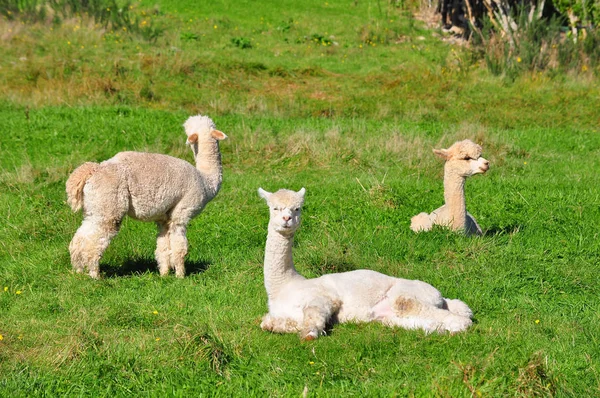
[301,329,319,341]
[260,323,271,332]
[89,271,100,279]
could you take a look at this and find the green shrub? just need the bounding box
[471,6,599,77]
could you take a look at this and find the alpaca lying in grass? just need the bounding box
[258,187,473,340]
[66,115,227,279]
[411,139,489,236]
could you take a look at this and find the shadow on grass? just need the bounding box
[102,257,211,278]
[305,259,357,277]
[484,224,524,236]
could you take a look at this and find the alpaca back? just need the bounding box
[108,151,208,221]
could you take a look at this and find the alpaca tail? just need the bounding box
[66,162,98,212]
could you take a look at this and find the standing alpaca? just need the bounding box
[258,187,473,340]
[66,115,227,279]
[411,139,489,236]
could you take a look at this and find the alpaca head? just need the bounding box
[258,187,306,236]
[183,115,228,147]
[433,139,489,177]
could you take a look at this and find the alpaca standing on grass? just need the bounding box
[258,187,473,340]
[411,139,489,236]
[66,115,227,279]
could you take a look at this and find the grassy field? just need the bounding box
[1,0,600,396]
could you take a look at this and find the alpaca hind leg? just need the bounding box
[69,217,121,279]
[69,165,127,279]
[373,297,443,332]
[386,279,446,309]
[155,222,171,276]
[444,298,473,319]
[168,224,188,278]
[388,296,471,333]
[373,295,471,333]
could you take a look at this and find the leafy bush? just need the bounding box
[467,3,599,77]
[553,0,599,27]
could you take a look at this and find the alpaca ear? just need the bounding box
[297,187,306,198]
[211,130,228,140]
[433,149,449,160]
[258,188,271,201]
[187,133,198,144]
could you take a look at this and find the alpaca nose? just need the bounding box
[282,215,291,221]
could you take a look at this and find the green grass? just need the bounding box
[1,0,600,396]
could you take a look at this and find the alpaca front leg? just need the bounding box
[300,298,340,340]
[169,224,188,278]
[300,306,329,340]
[155,222,171,276]
[69,218,119,279]
[261,314,299,334]
[410,212,433,232]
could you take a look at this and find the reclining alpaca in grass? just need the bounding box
[258,187,473,340]
[411,139,489,236]
[66,115,227,279]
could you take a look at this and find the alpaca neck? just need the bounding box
[264,227,303,300]
[443,170,467,231]
[192,140,223,196]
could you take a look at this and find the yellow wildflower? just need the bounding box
[16,290,22,295]
[535,319,540,324]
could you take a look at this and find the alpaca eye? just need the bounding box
[273,207,280,211]
[294,208,300,211]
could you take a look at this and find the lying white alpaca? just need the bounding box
[411,139,489,236]
[66,115,227,279]
[258,187,473,340]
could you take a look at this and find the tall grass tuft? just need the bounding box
[0,0,163,42]
[470,8,600,78]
